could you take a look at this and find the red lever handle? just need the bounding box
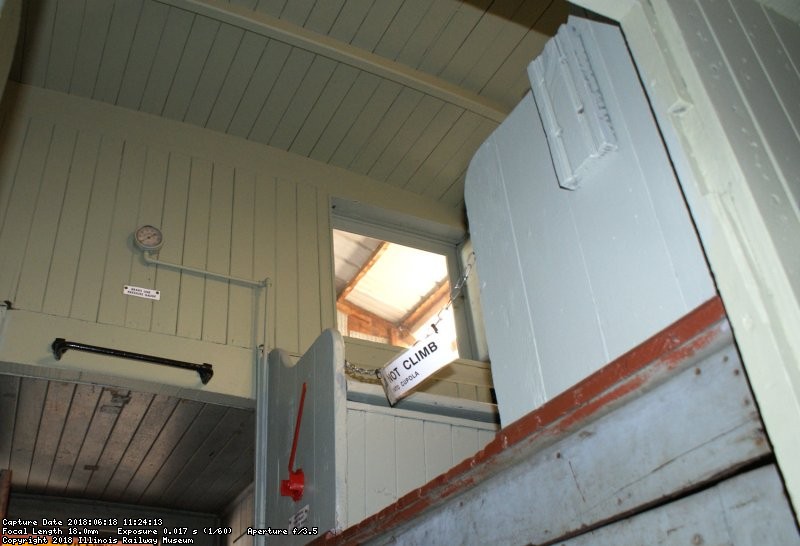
[280,382,307,502]
[287,382,307,473]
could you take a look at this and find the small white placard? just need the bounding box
[123,285,161,300]
[289,504,310,529]
[378,330,456,405]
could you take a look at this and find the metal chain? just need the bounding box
[343,252,477,385]
[344,360,383,384]
[428,250,476,336]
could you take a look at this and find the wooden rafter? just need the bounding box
[337,241,390,303]
[400,280,451,335]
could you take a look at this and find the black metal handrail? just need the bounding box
[51,338,214,384]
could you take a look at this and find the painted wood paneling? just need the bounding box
[139,7,195,116]
[92,0,145,104]
[466,18,716,426]
[0,92,338,357]
[345,400,497,525]
[680,0,800,293]
[161,15,221,122]
[0,117,51,302]
[97,141,147,327]
[115,0,171,111]
[14,124,76,312]
[0,374,255,513]
[309,71,383,164]
[0,85,470,407]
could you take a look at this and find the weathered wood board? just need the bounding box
[361,340,771,545]
[564,465,799,546]
[266,329,348,543]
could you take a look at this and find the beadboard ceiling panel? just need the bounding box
[11,0,568,207]
[0,374,254,514]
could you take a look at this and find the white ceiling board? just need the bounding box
[12,0,568,205]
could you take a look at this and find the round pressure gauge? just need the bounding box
[134,225,164,251]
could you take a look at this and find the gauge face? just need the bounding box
[134,225,163,251]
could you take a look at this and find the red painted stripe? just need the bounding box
[314,297,727,545]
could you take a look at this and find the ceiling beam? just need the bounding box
[158,0,509,123]
[337,241,389,303]
[400,280,451,335]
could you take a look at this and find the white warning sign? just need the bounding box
[123,285,161,300]
[378,330,456,405]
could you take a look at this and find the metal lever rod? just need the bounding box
[51,338,214,384]
[288,382,307,473]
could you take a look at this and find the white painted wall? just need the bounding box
[571,0,800,519]
[465,17,715,426]
[345,401,497,526]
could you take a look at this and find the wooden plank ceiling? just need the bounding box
[11,0,568,207]
[0,374,254,514]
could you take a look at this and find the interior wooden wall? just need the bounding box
[0,83,464,402]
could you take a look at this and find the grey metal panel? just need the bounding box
[266,329,348,541]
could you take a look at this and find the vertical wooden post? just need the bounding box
[0,469,11,519]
